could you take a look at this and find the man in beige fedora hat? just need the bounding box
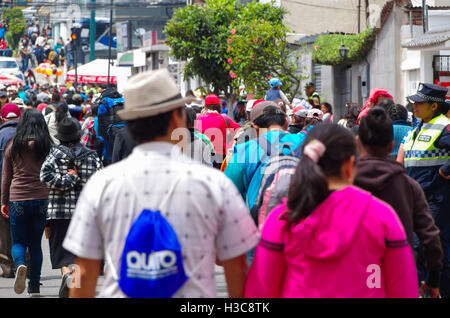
[63,68,259,298]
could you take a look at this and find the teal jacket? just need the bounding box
[224,130,306,211]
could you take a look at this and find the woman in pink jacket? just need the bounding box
[244,124,418,298]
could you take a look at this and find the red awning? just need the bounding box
[0,74,23,85]
[66,74,117,84]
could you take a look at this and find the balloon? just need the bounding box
[36,67,41,74]
[46,69,53,76]
[57,70,63,77]
[53,68,57,74]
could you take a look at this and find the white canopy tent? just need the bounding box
[66,59,124,85]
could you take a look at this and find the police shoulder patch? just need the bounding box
[418,135,432,142]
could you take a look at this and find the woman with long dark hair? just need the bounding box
[338,103,361,130]
[244,124,418,298]
[1,109,52,297]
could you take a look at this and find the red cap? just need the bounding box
[1,103,21,119]
[253,99,266,108]
[205,94,220,105]
[292,106,305,113]
[37,103,48,112]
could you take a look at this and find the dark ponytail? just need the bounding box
[358,107,393,155]
[286,124,356,224]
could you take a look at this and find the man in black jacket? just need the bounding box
[111,127,138,163]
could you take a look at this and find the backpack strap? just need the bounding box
[257,135,272,157]
[220,114,230,128]
[257,132,288,158]
[105,123,127,161]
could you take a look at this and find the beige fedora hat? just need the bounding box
[118,68,194,121]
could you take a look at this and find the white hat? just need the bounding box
[307,108,323,120]
[246,99,256,112]
[118,69,194,121]
[292,108,309,117]
[12,97,25,106]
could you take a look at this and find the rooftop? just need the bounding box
[402,29,450,48]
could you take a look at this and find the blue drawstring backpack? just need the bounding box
[118,209,188,298]
[106,177,188,298]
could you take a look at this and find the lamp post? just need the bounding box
[108,0,113,87]
[339,43,349,58]
[337,39,371,106]
[90,0,96,62]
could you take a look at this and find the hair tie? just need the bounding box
[303,139,326,163]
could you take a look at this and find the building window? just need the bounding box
[312,63,322,95]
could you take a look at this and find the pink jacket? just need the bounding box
[196,113,240,156]
[244,186,418,298]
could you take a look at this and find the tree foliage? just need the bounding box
[2,7,27,50]
[225,1,307,99]
[312,28,375,66]
[164,0,236,95]
[164,0,307,100]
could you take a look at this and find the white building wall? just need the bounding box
[420,50,438,83]
[282,0,388,40]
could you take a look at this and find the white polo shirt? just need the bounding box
[63,142,259,298]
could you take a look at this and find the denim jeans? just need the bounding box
[9,199,48,287]
[21,56,28,73]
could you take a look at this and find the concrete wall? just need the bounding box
[283,0,388,37]
[320,3,408,121]
[320,65,335,106]
[420,50,438,83]
[366,6,398,100]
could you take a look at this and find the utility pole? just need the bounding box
[108,0,113,87]
[357,0,361,33]
[90,0,96,61]
[422,0,428,34]
[71,28,81,90]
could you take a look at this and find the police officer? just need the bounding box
[398,83,450,298]
[305,82,321,108]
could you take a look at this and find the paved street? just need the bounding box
[0,235,104,298]
[0,235,228,298]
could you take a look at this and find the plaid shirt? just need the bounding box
[81,119,96,151]
[40,144,103,220]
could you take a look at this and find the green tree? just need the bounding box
[225,1,308,100]
[164,0,237,96]
[164,0,307,101]
[2,7,27,51]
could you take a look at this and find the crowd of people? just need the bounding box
[0,69,448,299]
[19,22,75,74]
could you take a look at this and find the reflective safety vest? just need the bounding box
[403,114,450,168]
[308,92,321,104]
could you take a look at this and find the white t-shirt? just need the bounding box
[36,36,46,47]
[63,142,259,298]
